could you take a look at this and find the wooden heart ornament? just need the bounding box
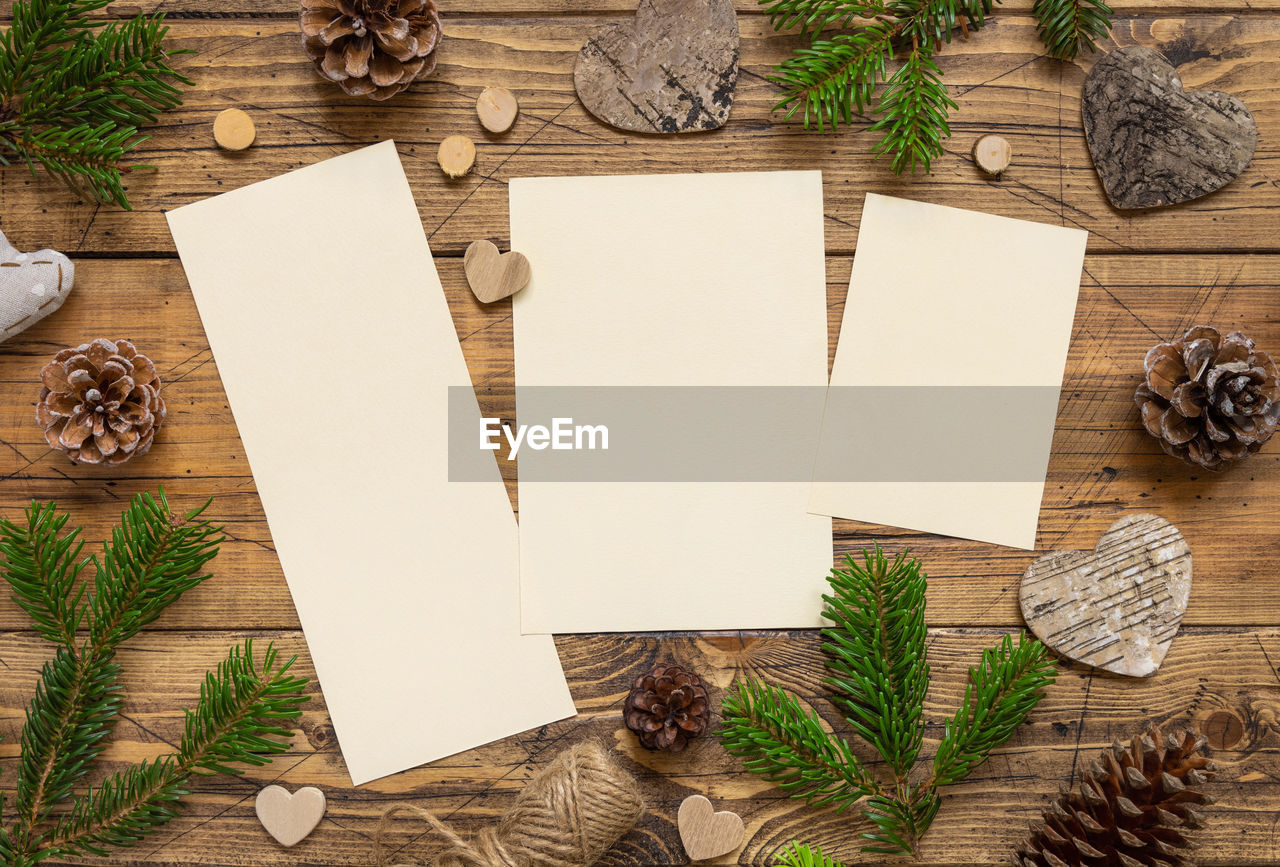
[0,231,74,343]
[1082,46,1257,210]
[574,0,739,134]
[255,785,326,847]
[464,240,531,304]
[1020,514,1192,677]
[678,795,744,861]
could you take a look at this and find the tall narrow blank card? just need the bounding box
[510,172,833,633]
[167,142,574,785]
[809,194,1088,549]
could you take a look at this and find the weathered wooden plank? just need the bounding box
[0,253,1277,634]
[0,628,1276,865]
[0,17,1278,255]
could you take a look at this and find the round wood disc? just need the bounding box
[972,134,1011,176]
[477,87,519,133]
[437,135,477,178]
[213,108,256,151]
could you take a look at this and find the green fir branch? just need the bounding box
[1032,0,1113,60]
[868,49,956,173]
[774,840,847,867]
[821,548,928,776]
[760,0,890,36]
[720,678,877,809]
[0,0,192,208]
[930,632,1056,786]
[719,546,1056,858]
[0,502,87,648]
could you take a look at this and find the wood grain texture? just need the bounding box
[0,2,1277,864]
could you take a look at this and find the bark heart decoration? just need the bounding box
[1082,46,1257,210]
[255,785,326,847]
[574,0,739,134]
[678,795,744,861]
[0,231,74,343]
[1020,514,1192,677]
[464,240,531,304]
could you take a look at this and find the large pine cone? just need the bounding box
[1012,726,1215,867]
[300,0,442,101]
[623,663,710,753]
[1135,325,1280,470]
[36,339,165,466]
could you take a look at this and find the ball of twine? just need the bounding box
[374,741,644,867]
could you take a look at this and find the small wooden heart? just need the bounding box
[574,0,739,134]
[0,230,74,343]
[1082,46,1257,210]
[1020,513,1192,677]
[678,794,744,861]
[464,240,531,304]
[255,785,325,847]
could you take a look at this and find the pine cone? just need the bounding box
[1013,726,1215,867]
[36,339,165,466]
[623,663,710,753]
[1135,325,1280,470]
[300,0,442,101]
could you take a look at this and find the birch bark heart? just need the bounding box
[574,0,739,134]
[0,231,74,343]
[678,794,744,861]
[255,785,326,847]
[464,240,531,304]
[1082,46,1257,209]
[1020,513,1192,677]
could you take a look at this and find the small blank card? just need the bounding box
[808,194,1088,549]
[510,172,834,633]
[167,142,574,785]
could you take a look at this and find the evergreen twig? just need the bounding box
[1032,0,1114,60]
[0,490,309,866]
[0,0,192,208]
[774,840,847,867]
[719,547,1056,859]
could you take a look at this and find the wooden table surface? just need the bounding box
[1,1,1279,865]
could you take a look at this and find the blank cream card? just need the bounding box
[510,172,834,633]
[167,141,575,785]
[808,193,1088,549]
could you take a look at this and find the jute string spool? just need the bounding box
[374,742,643,867]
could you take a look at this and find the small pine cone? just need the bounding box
[36,339,165,466]
[623,663,710,753]
[1135,325,1280,470]
[300,0,442,101]
[1013,726,1216,867]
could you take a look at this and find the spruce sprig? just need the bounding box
[719,547,1055,858]
[0,0,192,209]
[0,490,309,866]
[761,0,1112,173]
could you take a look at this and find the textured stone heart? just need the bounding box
[574,0,739,134]
[255,785,325,847]
[464,240,531,304]
[0,230,74,343]
[1082,46,1257,210]
[1020,513,1192,677]
[678,794,744,861]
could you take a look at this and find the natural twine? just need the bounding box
[373,742,644,867]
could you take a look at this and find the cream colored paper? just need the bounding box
[809,193,1088,549]
[510,172,833,633]
[167,142,574,786]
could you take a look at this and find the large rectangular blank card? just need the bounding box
[167,141,574,785]
[510,172,834,633]
[809,194,1088,549]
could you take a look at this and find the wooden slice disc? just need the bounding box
[972,134,1012,176]
[437,135,477,178]
[476,87,519,133]
[213,108,256,151]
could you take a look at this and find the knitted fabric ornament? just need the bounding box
[36,338,165,465]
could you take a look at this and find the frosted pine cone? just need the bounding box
[301,0,442,100]
[36,339,165,465]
